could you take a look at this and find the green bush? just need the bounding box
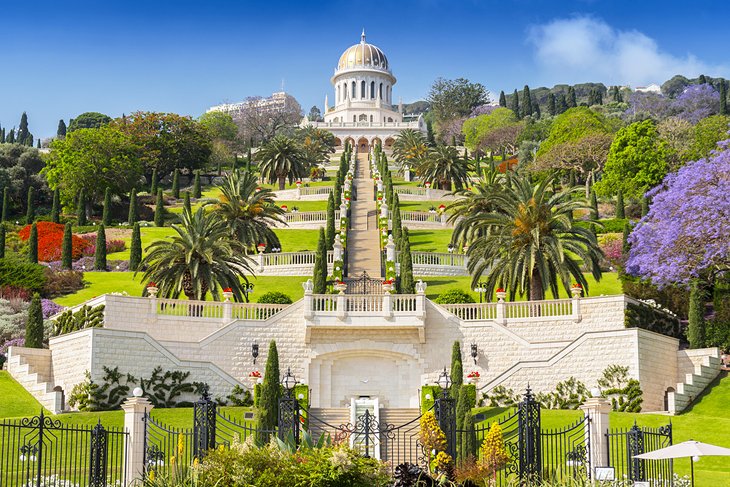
[576,218,628,234]
[51,304,105,336]
[420,385,441,413]
[0,258,46,293]
[434,289,475,304]
[257,291,293,305]
[43,269,84,297]
[624,300,682,339]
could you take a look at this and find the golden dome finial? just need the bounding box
[361,29,366,43]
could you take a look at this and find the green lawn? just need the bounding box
[275,200,328,211]
[409,230,455,252]
[0,370,46,417]
[275,229,321,252]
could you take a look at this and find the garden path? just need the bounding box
[346,153,382,278]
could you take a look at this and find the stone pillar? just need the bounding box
[415,280,427,318]
[404,168,411,182]
[385,235,396,262]
[496,293,506,325]
[333,235,343,261]
[440,213,447,226]
[339,203,348,220]
[571,287,582,323]
[147,287,158,327]
[382,292,392,318]
[296,187,301,200]
[336,293,347,320]
[377,180,383,193]
[302,280,314,319]
[122,395,153,486]
[580,395,611,478]
[425,186,432,199]
[380,202,388,219]
[257,252,264,273]
[223,300,232,321]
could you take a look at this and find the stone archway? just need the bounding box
[384,137,395,149]
[372,137,382,149]
[344,137,355,151]
[357,137,369,153]
[333,137,342,148]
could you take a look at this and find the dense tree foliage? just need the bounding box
[256,135,307,190]
[68,112,112,132]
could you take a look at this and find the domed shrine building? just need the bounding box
[303,31,426,152]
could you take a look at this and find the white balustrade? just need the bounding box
[399,252,467,268]
[259,251,334,267]
[299,186,334,196]
[155,298,288,321]
[504,299,573,319]
[400,211,441,223]
[394,187,427,196]
[306,293,425,317]
[440,303,498,321]
[282,210,340,223]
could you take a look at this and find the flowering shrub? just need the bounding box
[248,370,261,378]
[48,258,129,272]
[18,222,91,262]
[41,299,64,319]
[467,371,480,378]
[599,234,623,265]
[0,286,32,301]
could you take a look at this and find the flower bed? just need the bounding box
[18,222,91,261]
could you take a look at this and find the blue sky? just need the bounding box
[1,0,728,138]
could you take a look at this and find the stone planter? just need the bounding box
[467,377,479,385]
[571,287,583,298]
[334,282,347,294]
[496,291,507,302]
[382,283,394,293]
[248,376,261,389]
[147,286,159,298]
[222,291,234,302]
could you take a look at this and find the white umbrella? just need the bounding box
[634,440,730,486]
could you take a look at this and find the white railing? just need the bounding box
[441,303,497,321]
[345,294,384,313]
[401,211,442,223]
[259,251,334,267]
[312,294,337,312]
[504,299,573,319]
[283,211,341,224]
[155,298,287,321]
[408,252,467,268]
[305,293,426,318]
[300,187,333,196]
[231,303,289,320]
[395,187,427,196]
[392,295,418,312]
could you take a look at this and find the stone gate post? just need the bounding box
[122,394,153,486]
[579,392,611,479]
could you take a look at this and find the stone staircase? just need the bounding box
[6,348,63,413]
[307,407,351,442]
[380,408,422,466]
[667,349,723,414]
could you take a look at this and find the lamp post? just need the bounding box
[242,283,254,303]
[447,244,455,267]
[251,343,259,365]
[278,368,300,444]
[434,367,456,459]
[470,343,478,365]
[473,281,488,303]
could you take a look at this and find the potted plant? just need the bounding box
[295,180,302,188]
[571,283,583,298]
[222,287,233,302]
[281,205,288,212]
[147,282,158,298]
[248,370,261,387]
[334,280,347,294]
[382,279,394,293]
[438,204,446,214]
[257,243,267,253]
[467,371,480,384]
[496,287,507,302]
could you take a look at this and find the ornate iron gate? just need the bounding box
[345,271,383,294]
[0,412,128,487]
[541,415,591,480]
[606,423,673,484]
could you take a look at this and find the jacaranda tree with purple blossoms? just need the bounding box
[671,84,720,125]
[626,140,730,287]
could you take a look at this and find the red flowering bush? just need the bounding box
[18,222,91,262]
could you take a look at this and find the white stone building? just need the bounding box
[302,31,426,152]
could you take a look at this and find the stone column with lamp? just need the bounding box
[571,284,583,323]
[496,288,507,325]
[122,388,153,485]
[222,288,233,321]
[146,283,158,326]
[580,389,612,478]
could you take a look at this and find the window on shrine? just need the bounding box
[361,80,366,99]
[351,81,356,99]
[370,81,375,99]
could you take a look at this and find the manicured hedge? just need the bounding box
[420,383,476,413]
[576,218,629,234]
[624,300,682,339]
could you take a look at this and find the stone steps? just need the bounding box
[668,353,722,414]
[6,352,63,413]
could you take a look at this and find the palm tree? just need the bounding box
[465,172,602,301]
[137,205,255,301]
[296,126,336,170]
[212,169,285,251]
[417,145,471,191]
[392,129,428,173]
[256,135,307,190]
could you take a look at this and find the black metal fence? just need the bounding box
[606,423,673,485]
[0,412,128,487]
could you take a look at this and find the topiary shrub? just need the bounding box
[434,289,475,304]
[51,304,104,336]
[257,291,293,305]
[0,258,46,293]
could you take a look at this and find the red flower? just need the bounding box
[222,287,233,293]
[148,282,157,288]
[571,283,583,289]
[249,370,261,377]
[383,279,394,285]
[467,371,480,378]
[496,288,505,293]
[18,222,91,262]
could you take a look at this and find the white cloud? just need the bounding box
[527,16,728,87]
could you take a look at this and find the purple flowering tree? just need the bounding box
[625,91,672,121]
[626,140,730,286]
[671,84,720,125]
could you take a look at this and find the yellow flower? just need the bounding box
[177,433,185,457]
[193,457,200,468]
[170,455,176,467]
[147,470,155,482]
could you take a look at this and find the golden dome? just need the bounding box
[337,31,389,72]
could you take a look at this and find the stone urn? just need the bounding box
[571,286,583,298]
[334,282,347,294]
[382,282,394,293]
[147,285,159,298]
[496,290,507,302]
[222,291,234,302]
[248,374,261,389]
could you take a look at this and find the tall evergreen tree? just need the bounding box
[688,280,706,348]
[498,90,507,107]
[521,85,533,117]
[557,93,568,114]
[720,80,728,116]
[567,86,577,108]
[590,191,599,220]
[392,193,402,245]
[533,101,541,119]
[102,187,112,226]
[129,222,142,271]
[128,188,138,225]
[399,227,414,293]
[1,187,7,222]
[699,74,707,84]
[57,119,67,139]
[25,187,34,223]
[150,168,158,194]
[61,223,73,270]
[258,340,281,440]
[547,93,556,116]
[154,189,164,227]
[77,189,87,226]
[25,294,44,349]
[17,112,30,146]
[95,224,107,270]
[509,89,520,117]
[615,189,625,219]
[184,191,192,215]
[426,119,436,146]
[622,221,632,258]
[325,192,336,250]
[193,170,202,199]
[0,224,5,259]
[172,169,180,199]
[313,227,328,293]
[36,138,40,149]
[6,129,14,144]
[463,412,477,460]
[641,196,650,217]
[455,384,471,461]
[28,222,38,263]
[450,340,463,399]
[51,188,60,223]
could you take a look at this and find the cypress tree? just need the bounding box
[547,93,556,116]
[567,86,577,108]
[150,168,158,194]
[154,189,164,227]
[391,193,402,245]
[28,222,38,263]
[699,74,707,84]
[455,385,471,461]
[557,93,568,114]
[184,191,192,215]
[641,196,650,217]
[36,138,40,149]
[498,90,507,107]
[172,169,180,199]
[6,129,14,144]
[25,293,44,349]
[334,178,342,208]
[426,120,435,146]
[615,190,625,219]
[26,187,34,223]
[61,223,73,270]
[94,224,107,270]
[688,280,706,348]
[258,340,281,440]
[193,170,202,199]
[0,224,5,259]
[510,89,520,117]
[463,411,477,460]
[313,227,328,293]
[18,112,30,146]
[57,119,67,138]
[102,187,112,226]
[533,102,541,119]
[2,187,9,222]
[399,227,414,293]
[451,341,464,393]
[720,80,728,116]
[51,189,60,223]
[522,85,533,117]
[622,222,632,258]
[325,192,335,250]
[128,188,138,225]
[77,189,87,226]
[590,191,599,220]
[129,222,142,271]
